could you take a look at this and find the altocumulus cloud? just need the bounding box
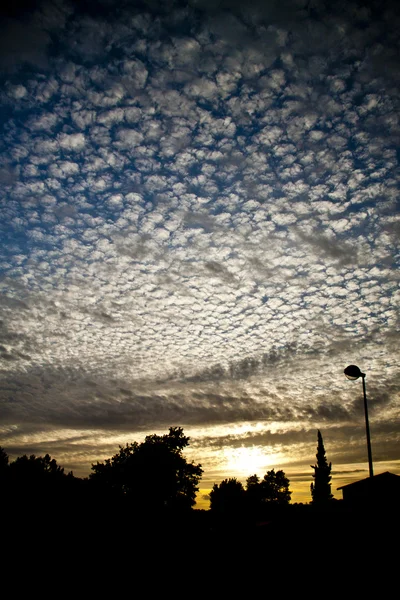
[0,0,399,501]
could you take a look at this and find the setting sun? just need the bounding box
[223,446,283,477]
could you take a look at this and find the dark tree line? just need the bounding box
[0,428,203,520]
[1,428,334,523]
[210,469,292,520]
[1,447,74,492]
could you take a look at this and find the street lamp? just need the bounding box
[344,365,373,477]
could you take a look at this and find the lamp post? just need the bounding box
[344,365,373,477]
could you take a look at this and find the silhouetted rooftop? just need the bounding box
[337,471,400,491]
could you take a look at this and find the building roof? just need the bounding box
[337,471,400,491]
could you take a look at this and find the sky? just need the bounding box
[0,0,399,507]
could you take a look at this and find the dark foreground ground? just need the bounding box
[4,499,398,574]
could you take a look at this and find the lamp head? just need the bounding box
[344,364,365,380]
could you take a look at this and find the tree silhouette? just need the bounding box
[244,470,292,518]
[0,447,8,470]
[10,453,65,481]
[245,473,263,509]
[310,430,333,505]
[3,452,75,512]
[0,447,9,490]
[209,478,246,516]
[260,469,292,505]
[90,427,203,512]
[245,470,292,505]
[9,453,68,494]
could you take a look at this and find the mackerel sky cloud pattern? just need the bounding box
[0,0,399,502]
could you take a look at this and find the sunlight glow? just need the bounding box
[223,446,283,477]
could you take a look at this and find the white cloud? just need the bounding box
[7,84,27,99]
[58,133,86,151]
[115,128,144,148]
[122,58,148,88]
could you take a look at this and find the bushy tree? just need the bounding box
[310,430,333,505]
[261,469,292,505]
[4,452,74,508]
[209,478,246,515]
[245,469,292,513]
[245,473,263,507]
[10,453,65,479]
[90,427,203,512]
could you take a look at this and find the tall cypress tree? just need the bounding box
[310,430,333,504]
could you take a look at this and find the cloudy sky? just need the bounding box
[0,0,399,505]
